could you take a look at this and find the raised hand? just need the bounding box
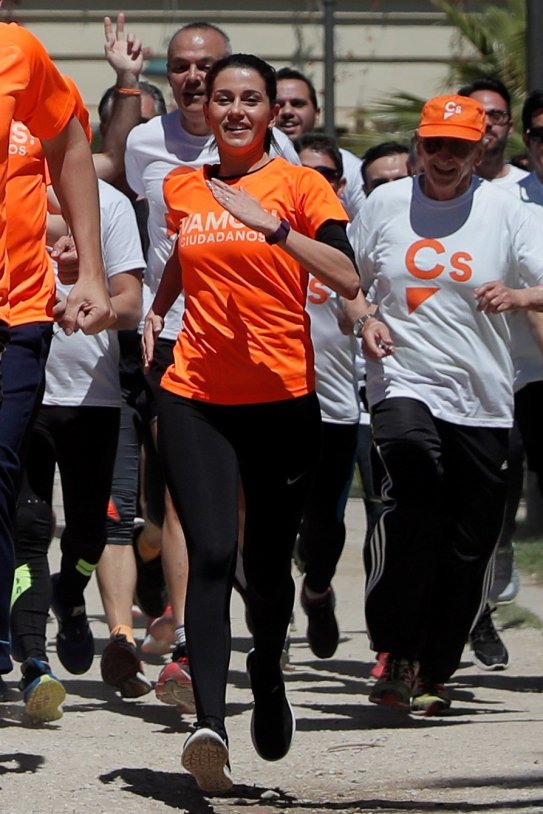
[103,12,143,81]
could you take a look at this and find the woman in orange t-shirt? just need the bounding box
[143,53,359,792]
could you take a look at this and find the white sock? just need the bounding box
[175,624,186,648]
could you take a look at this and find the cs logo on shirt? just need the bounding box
[9,122,36,156]
[404,238,473,313]
[307,277,330,305]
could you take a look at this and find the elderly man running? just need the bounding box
[349,94,543,716]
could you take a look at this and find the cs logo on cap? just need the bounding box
[444,100,462,120]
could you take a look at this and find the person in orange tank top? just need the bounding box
[142,53,361,793]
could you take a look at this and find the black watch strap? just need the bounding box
[265,218,291,245]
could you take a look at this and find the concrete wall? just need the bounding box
[1,1,487,130]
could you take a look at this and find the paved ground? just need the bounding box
[1,497,543,814]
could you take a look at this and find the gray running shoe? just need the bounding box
[489,544,520,604]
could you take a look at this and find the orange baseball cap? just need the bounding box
[418,94,485,141]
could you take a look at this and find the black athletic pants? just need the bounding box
[492,381,543,553]
[298,421,357,593]
[158,390,321,728]
[0,322,52,671]
[515,380,543,493]
[11,405,120,660]
[365,397,508,683]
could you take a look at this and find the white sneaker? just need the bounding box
[181,726,232,793]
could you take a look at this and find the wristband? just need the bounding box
[115,87,141,96]
[265,218,291,245]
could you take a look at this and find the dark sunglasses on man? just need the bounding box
[312,165,340,183]
[419,137,476,159]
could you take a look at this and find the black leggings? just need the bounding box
[11,405,119,660]
[158,390,321,727]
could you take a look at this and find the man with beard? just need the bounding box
[459,77,527,187]
[458,77,527,671]
[275,67,364,218]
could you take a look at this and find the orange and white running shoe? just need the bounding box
[155,645,195,713]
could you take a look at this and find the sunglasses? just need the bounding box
[312,165,340,182]
[420,138,475,158]
[526,126,543,143]
[485,108,510,126]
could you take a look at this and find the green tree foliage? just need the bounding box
[439,0,525,96]
[356,0,526,157]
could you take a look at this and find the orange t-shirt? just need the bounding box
[63,75,93,143]
[6,123,53,325]
[0,23,75,326]
[161,157,349,405]
[6,76,91,327]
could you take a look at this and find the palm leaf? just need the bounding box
[359,0,527,158]
[371,92,425,131]
[433,0,497,57]
[434,0,526,95]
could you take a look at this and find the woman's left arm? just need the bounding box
[208,178,360,300]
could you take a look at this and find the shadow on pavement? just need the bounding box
[0,752,45,774]
[98,763,543,813]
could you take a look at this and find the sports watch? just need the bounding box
[265,218,291,245]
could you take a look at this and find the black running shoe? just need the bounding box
[101,633,152,698]
[247,649,295,761]
[51,573,94,675]
[300,578,339,659]
[469,604,510,671]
